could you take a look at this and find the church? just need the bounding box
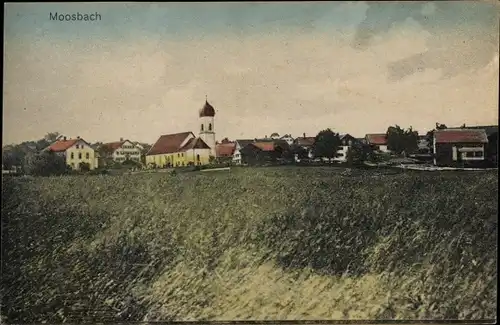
[145,100,217,168]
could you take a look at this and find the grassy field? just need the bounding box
[1,166,497,322]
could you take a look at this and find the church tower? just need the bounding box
[199,98,216,157]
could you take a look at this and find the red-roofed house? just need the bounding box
[365,133,390,153]
[433,129,489,166]
[216,142,236,162]
[45,136,98,170]
[99,138,142,164]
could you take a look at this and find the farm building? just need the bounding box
[433,129,489,167]
[365,133,390,153]
[238,141,288,165]
[216,141,236,163]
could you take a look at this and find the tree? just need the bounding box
[290,144,309,161]
[312,129,342,163]
[346,142,367,166]
[24,151,69,176]
[426,123,448,154]
[386,125,418,155]
[44,132,60,143]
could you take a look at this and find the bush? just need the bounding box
[23,151,70,176]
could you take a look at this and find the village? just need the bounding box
[2,99,498,176]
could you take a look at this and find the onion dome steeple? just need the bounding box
[199,95,216,117]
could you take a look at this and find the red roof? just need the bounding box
[147,132,194,155]
[253,142,276,152]
[101,141,126,151]
[179,137,211,151]
[434,129,488,144]
[365,133,387,145]
[216,142,236,157]
[199,100,215,117]
[48,139,79,152]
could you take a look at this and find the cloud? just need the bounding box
[3,18,498,145]
[352,1,499,80]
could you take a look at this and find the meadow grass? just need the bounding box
[1,167,497,322]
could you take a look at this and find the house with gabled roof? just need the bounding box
[99,138,142,164]
[365,133,390,153]
[293,133,316,160]
[232,139,255,165]
[433,128,489,166]
[448,124,498,165]
[334,134,363,162]
[216,141,236,162]
[45,136,98,170]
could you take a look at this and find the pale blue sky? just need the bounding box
[3,2,499,144]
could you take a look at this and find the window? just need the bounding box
[465,152,474,158]
[475,151,483,157]
[178,153,180,157]
[78,153,82,159]
[201,124,204,131]
[209,123,212,131]
[196,154,200,161]
[71,152,74,159]
[86,153,90,159]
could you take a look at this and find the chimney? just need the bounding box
[77,136,80,139]
[63,136,67,141]
[303,133,306,138]
[120,137,124,141]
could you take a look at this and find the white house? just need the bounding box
[100,138,142,163]
[232,139,254,165]
[280,134,294,146]
[293,134,315,162]
[365,133,390,153]
[334,134,361,162]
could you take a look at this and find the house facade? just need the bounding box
[293,134,315,161]
[46,136,98,170]
[216,141,236,163]
[365,133,390,153]
[334,134,361,162]
[449,125,498,166]
[233,139,254,165]
[433,129,488,166]
[280,134,294,146]
[99,139,142,163]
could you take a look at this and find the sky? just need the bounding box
[3,1,499,145]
